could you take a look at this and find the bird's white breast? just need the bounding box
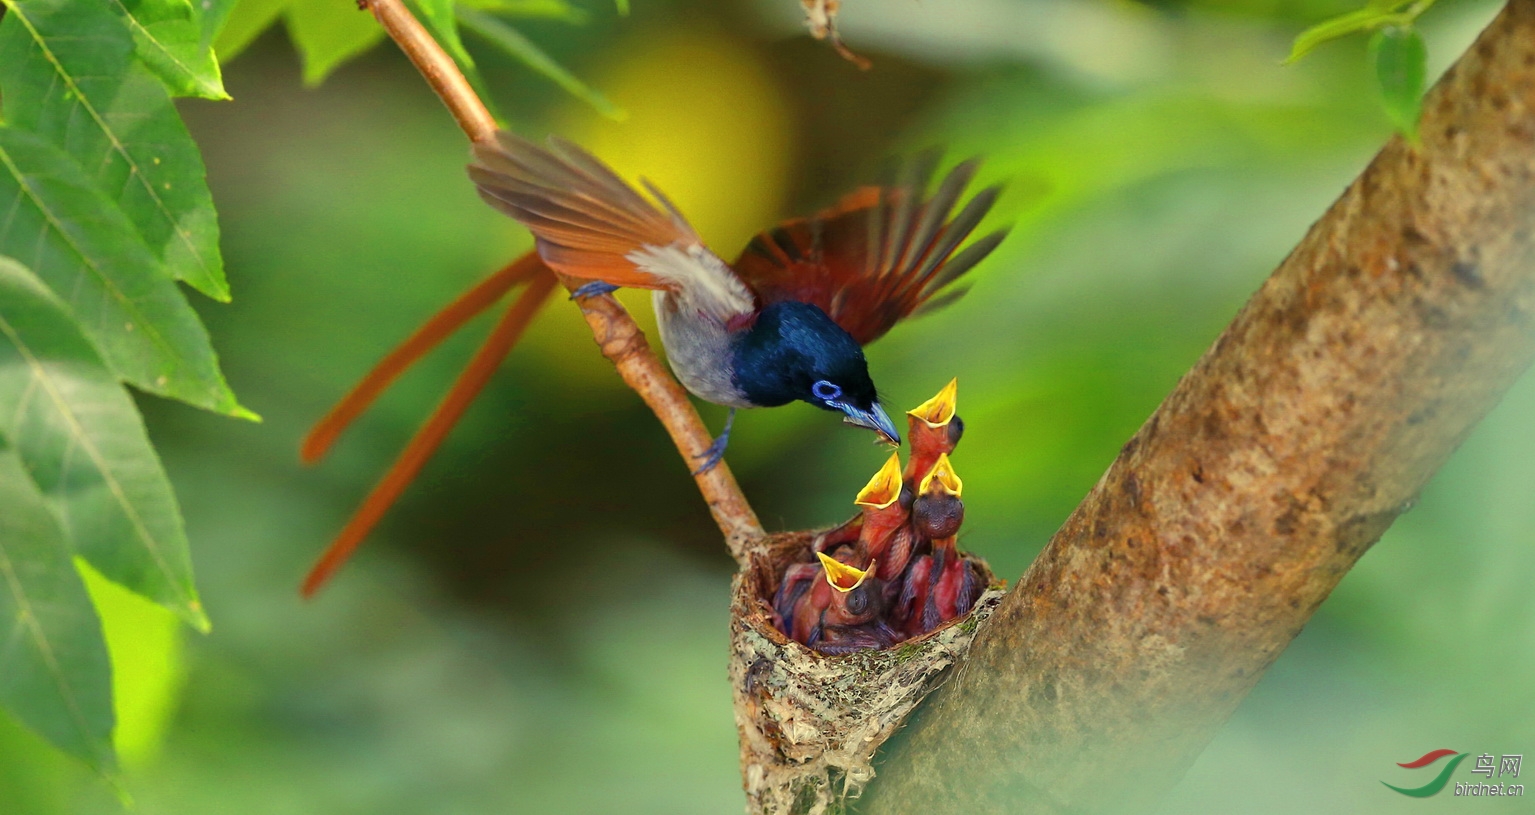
[654,290,754,408]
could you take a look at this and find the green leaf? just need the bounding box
[408,0,502,124]
[0,256,208,629]
[615,0,628,15]
[79,562,186,765]
[1370,26,1426,143]
[211,0,285,62]
[412,0,476,69]
[457,7,625,120]
[462,0,588,24]
[1286,0,1438,64]
[0,0,230,302]
[285,0,385,86]
[0,431,116,772]
[199,0,241,44]
[0,129,246,418]
[1286,8,1392,63]
[112,0,230,100]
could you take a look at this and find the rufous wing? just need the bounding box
[470,132,697,289]
[471,132,756,322]
[731,153,1007,346]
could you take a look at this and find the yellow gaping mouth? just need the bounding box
[854,452,903,509]
[907,377,958,428]
[816,551,873,592]
[919,453,963,498]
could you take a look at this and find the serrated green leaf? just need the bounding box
[112,0,229,100]
[285,0,385,86]
[211,0,285,62]
[0,129,245,418]
[0,0,230,302]
[0,256,207,629]
[1370,25,1426,143]
[457,7,624,120]
[0,431,116,773]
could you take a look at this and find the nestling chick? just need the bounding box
[813,552,899,655]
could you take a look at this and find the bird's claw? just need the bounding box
[570,281,620,300]
[691,408,736,475]
[692,433,729,475]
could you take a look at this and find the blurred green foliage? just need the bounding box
[2,0,1531,812]
[1287,0,1436,140]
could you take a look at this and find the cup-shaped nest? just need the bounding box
[730,379,1003,815]
[731,534,1001,815]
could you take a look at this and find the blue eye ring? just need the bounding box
[812,380,842,401]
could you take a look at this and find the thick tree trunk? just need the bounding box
[862,2,1535,812]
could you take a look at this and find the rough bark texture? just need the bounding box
[861,3,1535,813]
[732,532,1002,815]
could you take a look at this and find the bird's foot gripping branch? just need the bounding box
[731,380,1004,815]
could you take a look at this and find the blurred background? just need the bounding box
[2,0,1531,811]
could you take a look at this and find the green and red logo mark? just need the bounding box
[1384,749,1468,797]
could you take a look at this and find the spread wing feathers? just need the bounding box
[733,152,1007,346]
[469,132,754,319]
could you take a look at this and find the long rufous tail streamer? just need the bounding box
[300,254,557,596]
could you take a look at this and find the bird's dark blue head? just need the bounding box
[730,301,900,444]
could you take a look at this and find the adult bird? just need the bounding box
[299,133,1004,596]
[468,132,1007,471]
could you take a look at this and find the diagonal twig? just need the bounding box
[358,0,764,561]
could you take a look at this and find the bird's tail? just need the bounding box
[299,252,558,597]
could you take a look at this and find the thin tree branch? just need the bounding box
[365,0,497,142]
[359,0,765,558]
[863,2,1535,812]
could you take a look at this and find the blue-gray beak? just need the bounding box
[833,401,901,446]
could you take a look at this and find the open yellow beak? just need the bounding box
[854,452,904,509]
[816,551,873,592]
[907,377,958,428]
[919,453,964,498]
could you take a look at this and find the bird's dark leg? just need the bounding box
[692,408,737,475]
[570,281,620,300]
